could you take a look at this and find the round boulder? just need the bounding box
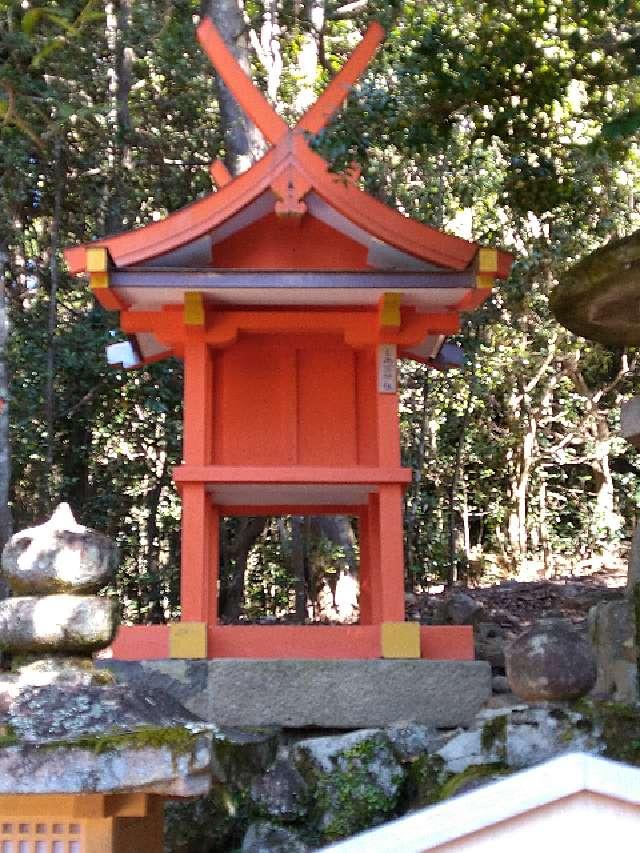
[0,595,119,654]
[1,503,117,595]
[505,617,597,701]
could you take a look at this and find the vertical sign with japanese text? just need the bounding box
[377,344,397,393]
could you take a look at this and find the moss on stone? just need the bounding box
[567,699,640,764]
[311,738,403,842]
[438,763,510,800]
[44,724,198,757]
[550,229,640,346]
[0,725,18,748]
[480,714,508,759]
[399,753,446,810]
[594,702,640,765]
[211,727,279,784]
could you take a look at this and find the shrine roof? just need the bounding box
[64,19,512,283]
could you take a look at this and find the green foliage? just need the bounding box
[3,0,640,623]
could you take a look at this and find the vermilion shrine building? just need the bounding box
[65,19,511,663]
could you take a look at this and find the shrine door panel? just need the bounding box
[297,347,357,466]
[213,337,364,466]
[214,343,297,465]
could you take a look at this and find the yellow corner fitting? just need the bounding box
[475,273,494,289]
[477,247,498,274]
[169,622,207,659]
[86,247,110,291]
[184,292,206,326]
[379,292,402,328]
[86,246,109,273]
[381,621,421,659]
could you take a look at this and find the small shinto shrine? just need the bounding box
[65,19,511,663]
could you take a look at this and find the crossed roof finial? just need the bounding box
[196,18,385,147]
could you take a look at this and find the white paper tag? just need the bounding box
[378,344,397,393]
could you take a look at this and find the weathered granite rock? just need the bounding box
[628,524,640,593]
[588,599,638,702]
[250,759,308,822]
[0,594,118,653]
[2,680,202,743]
[385,722,445,762]
[241,821,308,853]
[293,730,403,841]
[0,735,212,796]
[101,659,492,729]
[505,617,597,701]
[621,396,640,450]
[435,728,498,774]
[504,705,598,768]
[2,657,113,690]
[1,503,117,594]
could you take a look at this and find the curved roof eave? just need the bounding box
[65,136,512,278]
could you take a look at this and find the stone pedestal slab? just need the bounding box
[101,659,492,729]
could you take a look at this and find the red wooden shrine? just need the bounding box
[65,19,512,661]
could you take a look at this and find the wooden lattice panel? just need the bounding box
[0,821,83,852]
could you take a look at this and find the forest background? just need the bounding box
[2,0,640,625]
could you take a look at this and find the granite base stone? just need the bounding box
[100,659,491,729]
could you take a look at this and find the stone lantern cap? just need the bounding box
[551,229,640,346]
[2,502,117,595]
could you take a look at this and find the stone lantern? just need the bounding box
[0,504,213,853]
[551,230,640,702]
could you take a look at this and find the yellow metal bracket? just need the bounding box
[378,292,402,328]
[184,292,206,326]
[476,248,498,290]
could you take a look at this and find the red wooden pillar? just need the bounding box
[377,484,406,621]
[181,332,217,623]
[373,345,406,623]
[183,330,213,465]
[181,485,216,621]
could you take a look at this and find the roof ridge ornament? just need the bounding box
[196,17,384,149]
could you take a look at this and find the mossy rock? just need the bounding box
[165,783,244,853]
[294,732,404,843]
[480,714,508,759]
[211,727,280,785]
[588,701,640,765]
[399,753,446,810]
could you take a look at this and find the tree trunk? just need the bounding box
[220,516,268,622]
[104,0,133,234]
[0,243,11,553]
[291,516,307,621]
[295,0,325,113]
[591,414,620,540]
[45,139,63,509]
[202,0,265,175]
[447,345,476,586]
